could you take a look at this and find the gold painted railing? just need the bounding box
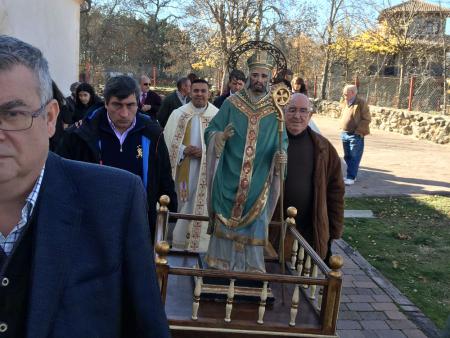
[154,195,343,337]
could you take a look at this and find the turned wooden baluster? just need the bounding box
[302,255,311,289]
[296,247,305,276]
[257,281,269,324]
[317,287,324,311]
[156,195,170,245]
[322,255,344,334]
[192,277,203,320]
[224,279,235,323]
[310,264,318,299]
[286,207,298,269]
[289,283,300,326]
[286,207,301,327]
[155,241,170,304]
[291,239,298,270]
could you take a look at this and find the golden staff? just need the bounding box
[271,84,291,276]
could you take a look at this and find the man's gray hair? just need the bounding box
[0,35,53,105]
[140,74,150,83]
[176,77,190,90]
[285,93,312,111]
[343,84,357,95]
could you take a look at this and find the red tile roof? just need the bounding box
[380,0,450,17]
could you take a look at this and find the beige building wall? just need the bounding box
[0,0,82,95]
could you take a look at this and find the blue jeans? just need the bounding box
[341,132,364,180]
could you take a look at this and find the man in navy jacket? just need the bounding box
[212,69,245,109]
[58,75,177,234]
[0,35,170,337]
[138,75,162,120]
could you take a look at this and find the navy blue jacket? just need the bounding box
[26,152,170,337]
[57,108,177,233]
[212,91,230,109]
[138,89,162,119]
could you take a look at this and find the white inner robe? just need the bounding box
[172,109,208,251]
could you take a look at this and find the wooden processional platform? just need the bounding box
[165,253,329,338]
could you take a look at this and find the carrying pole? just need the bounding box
[271,84,291,276]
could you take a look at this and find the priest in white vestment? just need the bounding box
[164,79,218,252]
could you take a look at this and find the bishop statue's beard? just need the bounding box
[250,82,267,93]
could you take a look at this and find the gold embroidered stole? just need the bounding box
[176,119,192,202]
[168,111,192,178]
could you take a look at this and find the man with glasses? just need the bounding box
[275,93,344,265]
[0,35,170,337]
[138,74,162,120]
[58,75,177,235]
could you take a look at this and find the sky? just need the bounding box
[311,0,450,35]
[93,0,450,34]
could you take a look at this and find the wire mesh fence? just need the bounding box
[307,75,447,114]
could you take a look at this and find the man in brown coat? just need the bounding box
[275,93,344,264]
[340,84,371,185]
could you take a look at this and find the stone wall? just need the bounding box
[316,100,450,144]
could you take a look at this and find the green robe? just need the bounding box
[204,89,288,272]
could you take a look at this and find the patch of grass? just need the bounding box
[343,195,450,329]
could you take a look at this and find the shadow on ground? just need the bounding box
[345,166,450,197]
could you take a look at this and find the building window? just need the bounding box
[426,21,433,34]
[425,20,440,35]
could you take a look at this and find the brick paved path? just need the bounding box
[333,240,438,338]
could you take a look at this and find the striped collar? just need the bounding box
[0,166,45,256]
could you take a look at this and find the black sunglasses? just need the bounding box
[143,83,150,86]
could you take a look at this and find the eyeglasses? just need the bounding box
[0,102,48,131]
[143,83,150,86]
[286,107,310,116]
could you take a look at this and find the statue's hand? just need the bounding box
[274,151,287,176]
[214,123,234,157]
[223,123,234,140]
[275,151,287,165]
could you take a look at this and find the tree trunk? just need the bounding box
[345,62,349,82]
[442,25,447,113]
[397,53,405,109]
[321,47,331,99]
[220,57,228,94]
[255,0,264,41]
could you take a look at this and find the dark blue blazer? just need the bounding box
[26,152,170,338]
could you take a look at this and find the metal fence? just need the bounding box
[306,75,447,113]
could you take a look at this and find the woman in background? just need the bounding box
[73,82,103,122]
[291,76,308,95]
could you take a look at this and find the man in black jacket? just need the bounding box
[213,69,245,109]
[65,81,80,115]
[0,35,170,338]
[157,77,190,128]
[58,75,177,234]
[138,74,162,120]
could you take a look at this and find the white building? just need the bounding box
[0,0,84,95]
